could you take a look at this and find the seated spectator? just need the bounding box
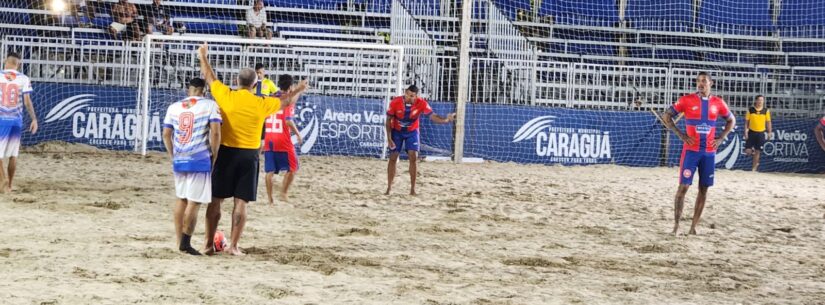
[246,0,272,39]
[146,0,174,35]
[110,0,143,41]
[69,0,96,26]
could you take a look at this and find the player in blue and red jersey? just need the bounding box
[385,85,456,196]
[262,75,304,204]
[662,72,736,235]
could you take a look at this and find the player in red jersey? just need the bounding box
[662,72,736,235]
[262,75,304,203]
[385,85,456,196]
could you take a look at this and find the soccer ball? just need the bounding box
[214,230,227,252]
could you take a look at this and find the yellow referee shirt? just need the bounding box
[210,80,281,149]
[259,78,278,96]
[746,107,771,132]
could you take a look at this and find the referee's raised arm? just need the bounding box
[197,43,217,84]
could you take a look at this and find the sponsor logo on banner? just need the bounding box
[715,134,740,169]
[763,130,809,163]
[715,129,810,169]
[44,94,163,147]
[512,116,612,164]
[292,102,386,153]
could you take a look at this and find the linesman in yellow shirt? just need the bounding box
[197,43,308,256]
[744,95,772,172]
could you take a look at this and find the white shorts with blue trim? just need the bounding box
[0,124,22,159]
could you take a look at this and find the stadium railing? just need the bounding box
[469,58,825,118]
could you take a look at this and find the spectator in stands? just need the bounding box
[69,0,96,27]
[110,0,143,41]
[246,0,272,40]
[146,0,174,35]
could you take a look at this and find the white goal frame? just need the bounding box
[138,34,406,157]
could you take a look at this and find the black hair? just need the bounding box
[755,95,765,100]
[254,63,264,71]
[406,84,419,93]
[188,77,206,88]
[697,71,713,81]
[277,74,294,92]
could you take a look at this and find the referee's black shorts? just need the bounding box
[745,130,767,151]
[212,145,259,202]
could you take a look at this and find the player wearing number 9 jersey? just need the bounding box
[0,52,39,194]
[162,78,222,255]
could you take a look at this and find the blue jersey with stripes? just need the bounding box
[0,69,33,127]
[162,96,222,172]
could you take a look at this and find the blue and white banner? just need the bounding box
[26,83,172,150]
[21,83,825,173]
[461,104,663,167]
[667,117,825,173]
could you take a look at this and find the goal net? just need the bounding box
[136,35,404,158]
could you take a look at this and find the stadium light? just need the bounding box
[50,0,67,13]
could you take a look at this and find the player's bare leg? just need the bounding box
[6,157,15,193]
[202,197,222,255]
[408,150,418,196]
[672,184,690,235]
[173,199,187,246]
[752,151,761,171]
[0,159,6,194]
[280,171,295,202]
[689,186,709,235]
[385,152,400,195]
[265,172,275,204]
[179,201,202,255]
[227,198,247,256]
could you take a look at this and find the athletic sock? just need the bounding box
[179,234,202,256]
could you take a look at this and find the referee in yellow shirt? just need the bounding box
[744,95,772,172]
[197,43,308,256]
[254,63,278,96]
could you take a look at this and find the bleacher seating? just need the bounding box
[2,0,825,70]
[542,0,619,27]
[626,0,693,32]
[698,0,774,36]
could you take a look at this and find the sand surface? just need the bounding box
[1,143,824,305]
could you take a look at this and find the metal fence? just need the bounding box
[470,58,825,117]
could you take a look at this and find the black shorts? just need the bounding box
[212,145,259,202]
[745,130,767,150]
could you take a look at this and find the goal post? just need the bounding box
[136,34,405,158]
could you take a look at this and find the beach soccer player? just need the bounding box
[0,52,38,194]
[385,85,456,196]
[661,72,736,235]
[262,75,305,204]
[197,43,307,255]
[162,78,221,255]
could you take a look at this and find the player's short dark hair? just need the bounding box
[697,71,713,81]
[188,77,206,89]
[254,63,264,71]
[238,68,257,88]
[406,85,419,93]
[277,74,294,92]
[755,95,765,100]
[6,52,20,60]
